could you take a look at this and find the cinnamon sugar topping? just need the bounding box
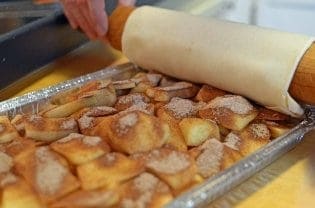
[116,93,153,115]
[113,79,136,85]
[78,116,94,129]
[84,106,117,117]
[35,147,67,195]
[118,93,149,105]
[146,74,162,86]
[147,150,190,174]
[208,95,253,114]
[224,132,241,150]
[60,119,77,130]
[131,173,158,207]
[134,172,159,193]
[82,136,101,146]
[196,139,223,178]
[249,124,270,138]
[165,97,198,119]
[125,103,154,115]
[117,113,138,135]
[121,173,168,208]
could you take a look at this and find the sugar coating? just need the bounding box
[224,132,241,150]
[125,103,153,115]
[208,95,253,114]
[196,139,224,178]
[60,119,77,130]
[117,93,152,114]
[121,173,168,208]
[147,150,190,174]
[78,116,94,129]
[165,97,198,119]
[146,74,162,85]
[134,172,159,193]
[118,93,148,105]
[84,106,116,117]
[114,79,135,85]
[249,123,270,139]
[117,113,138,135]
[35,147,67,195]
[82,136,102,146]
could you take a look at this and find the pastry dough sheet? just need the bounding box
[122,6,314,117]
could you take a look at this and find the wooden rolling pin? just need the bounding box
[107,6,315,106]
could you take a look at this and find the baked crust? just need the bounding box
[77,152,145,190]
[199,95,259,131]
[0,116,19,144]
[14,146,80,203]
[107,111,170,154]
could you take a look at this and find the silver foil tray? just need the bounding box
[0,63,314,208]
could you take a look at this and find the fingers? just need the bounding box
[72,0,98,39]
[60,0,107,40]
[60,0,78,29]
[118,0,136,6]
[60,0,135,40]
[87,0,108,36]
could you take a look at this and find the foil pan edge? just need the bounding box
[0,62,137,117]
[0,62,314,208]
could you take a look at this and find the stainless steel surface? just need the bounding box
[0,1,60,34]
[0,17,38,34]
[0,63,314,207]
[0,1,60,18]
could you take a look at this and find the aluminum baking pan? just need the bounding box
[0,62,314,208]
[0,63,137,117]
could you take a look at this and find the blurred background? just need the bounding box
[155,0,315,36]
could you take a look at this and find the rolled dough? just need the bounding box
[122,6,314,117]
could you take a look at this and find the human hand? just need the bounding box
[60,0,136,40]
